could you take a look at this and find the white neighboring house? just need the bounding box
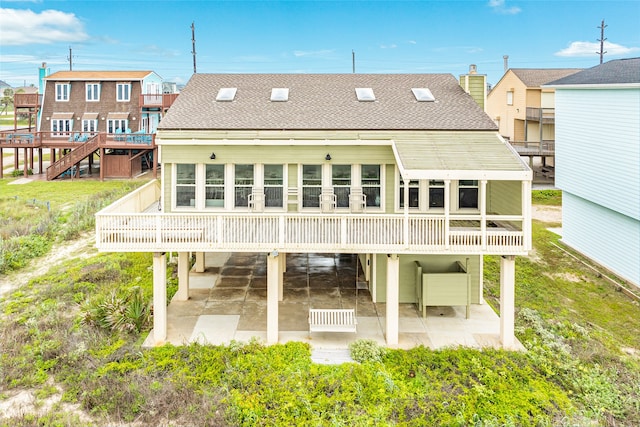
[545,57,640,287]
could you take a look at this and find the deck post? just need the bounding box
[99,147,104,181]
[153,252,167,345]
[267,251,280,344]
[278,252,285,302]
[194,252,205,273]
[175,251,190,301]
[385,254,400,347]
[500,255,516,348]
[23,147,28,178]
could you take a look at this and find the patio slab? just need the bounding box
[145,252,524,352]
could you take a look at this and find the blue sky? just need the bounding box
[1,0,639,88]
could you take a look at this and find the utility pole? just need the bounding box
[597,19,607,64]
[191,22,197,74]
[67,46,73,71]
[352,50,355,73]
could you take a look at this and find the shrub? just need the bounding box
[349,339,387,363]
[80,287,150,333]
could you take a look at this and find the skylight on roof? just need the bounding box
[216,87,237,101]
[271,88,289,101]
[411,88,435,102]
[355,88,375,101]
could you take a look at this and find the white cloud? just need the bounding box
[292,49,334,58]
[0,8,89,46]
[555,40,640,57]
[380,44,397,49]
[488,0,521,15]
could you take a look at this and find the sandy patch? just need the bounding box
[531,205,562,223]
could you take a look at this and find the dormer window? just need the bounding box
[355,88,375,101]
[411,88,435,102]
[270,88,289,102]
[216,87,237,101]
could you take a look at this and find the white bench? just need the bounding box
[308,309,357,333]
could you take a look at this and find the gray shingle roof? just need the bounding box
[158,74,497,131]
[509,68,583,87]
[546,58,640,86]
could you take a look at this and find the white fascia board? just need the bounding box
[401,169,533,181]
[543,83,640,90]
[155,138,394,146]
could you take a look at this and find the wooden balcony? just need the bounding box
[526,107,555,124]
[509,140,555,157]
[139,93,179,110]
[0,131,155,149]
[13,93,42,108]
[96,181,529,256]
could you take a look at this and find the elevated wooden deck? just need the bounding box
[0,130,157,180]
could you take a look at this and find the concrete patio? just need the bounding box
[144,252,523,351]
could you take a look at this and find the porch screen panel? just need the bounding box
[399,176,419,208]
[176,164,196,207]
[205,164,225,207]
[235,164,254,207]
[264,164,284,208]
[362,165,381,207]
[429,180,445,208]
[333,165,351,208]
[302,165,321,208]
[459,180,479,209]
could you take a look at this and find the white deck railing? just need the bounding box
[95,181,528,255]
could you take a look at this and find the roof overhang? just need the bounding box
[392,131,532,181]
[82,112,99,120]
[107,112,130,120]
[51,112,74,119]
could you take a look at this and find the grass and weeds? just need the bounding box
[0,179,145,274]
[1,186,639,426]
[531,189,562,206]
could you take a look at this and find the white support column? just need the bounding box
[174,251,190,301]
[522,180,532,251]
[500,255,516,349]
[403,179,409,248]
[153,252,167,345]
[480,180,487,250]
[267,251,280,344]
[444,180,451,249]
[385,254,400,348]
[194,252,205,273]
[278,252,285,302]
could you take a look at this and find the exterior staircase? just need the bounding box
[46,134,102,180]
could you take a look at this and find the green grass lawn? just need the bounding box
[0,184,638,426]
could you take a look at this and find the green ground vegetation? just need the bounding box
[0,182,638,426]
[0,179,146,274]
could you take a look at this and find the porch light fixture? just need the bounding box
[325,154,331,161]
[209,152,216,160]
